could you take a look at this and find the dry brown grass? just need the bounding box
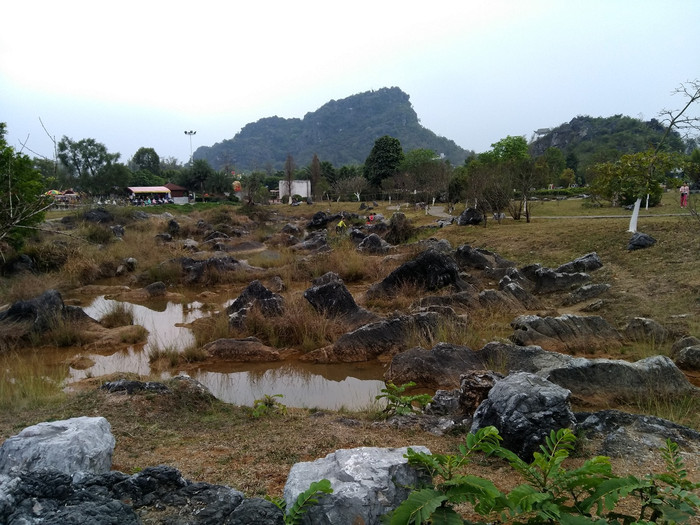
[1,196,699,509]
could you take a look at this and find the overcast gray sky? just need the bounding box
[2,0,699,167]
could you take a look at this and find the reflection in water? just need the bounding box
[195,363,386,411]
[67,296,390,410]
[82,296,204,352]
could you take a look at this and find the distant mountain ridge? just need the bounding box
[194,87,472,172]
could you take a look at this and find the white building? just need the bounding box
[278,180,311,200]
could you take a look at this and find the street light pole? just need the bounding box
[184,130,196,165]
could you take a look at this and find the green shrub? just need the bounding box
[375,382,433,417]
[384,427,700,524]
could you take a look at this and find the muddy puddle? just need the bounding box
[68,296,387,410]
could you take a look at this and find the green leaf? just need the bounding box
[389,488,447,525]
[285,478,333,525]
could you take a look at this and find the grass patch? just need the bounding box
[0,351,67,411]
[100,302,135,328]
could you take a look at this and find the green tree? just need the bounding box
[0,123,51,254]
[189,159,216,193]
[94,163,133,193]
[591,149,679,207]
[130,169,165,187]
[364,135,404,188]
[57,136,120,193]
[490,135,529,162]
[130,147,160,176]
[241,171,268,205]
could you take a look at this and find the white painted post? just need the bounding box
[628,198,642,233]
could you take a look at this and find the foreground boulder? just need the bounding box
[0,465,253,525]
[0,416,115,476]
[470,372,577,460]
[284,446,429,525]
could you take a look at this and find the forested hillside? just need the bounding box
[529,115,686,177]
[194,87,472,172]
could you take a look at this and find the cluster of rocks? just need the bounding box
[2,369,699,524]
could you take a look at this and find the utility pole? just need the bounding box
[184,130,196,165]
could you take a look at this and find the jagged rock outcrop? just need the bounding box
[454,244,515,272]
[385,343,483,389]
[301,312,440,363]
[471,372,577,460]
[291,230,330,252]
[671,336,700,371]
[0,289,83,333]
[226,280,284,327]
[576,409,700,458]
[555,252,603,273]
[528,266,591,294]
[455,208,483,226]
[303,272,378,326]
[366,249,464,299]
[176,256,244,284]
[510,313,623,352]
[202,337,281,361]
[563,283,611,306]
[284,446,430,525]
[357,233,391,254]
[385,340,697,403]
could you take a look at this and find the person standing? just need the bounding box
[680,182,690,208]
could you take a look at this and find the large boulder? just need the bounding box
[292,230,330,252]
[671,336,700,371]
[284,446,430,525]
[0,417,115,476]
[470,372,577,460]
[384,212,415,245]
[303,273,378,326]
[0,289,71,332]
[545,355,698,402]
[628,232,656,250]
[385,343,483,389]
[576,409,700,459]
[510,314,623,353]
[357,233,391,254]
[455,208,483,226]
[366,249,464,299]
[623,317,668,344]
[0,465,249,525]
[227,280,284,327]
[302,312,440,363]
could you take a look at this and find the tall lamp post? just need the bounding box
[184,130,196,165]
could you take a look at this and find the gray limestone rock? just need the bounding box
[283,446,430,525]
